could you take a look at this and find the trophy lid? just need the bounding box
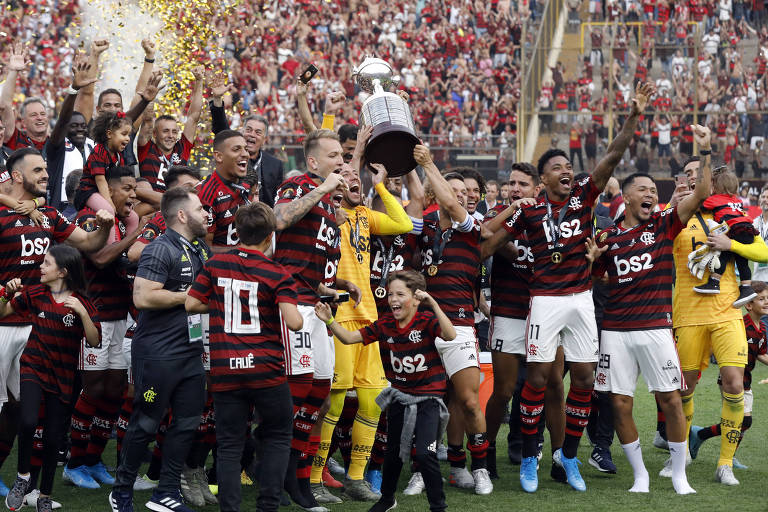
[352,57,399,94]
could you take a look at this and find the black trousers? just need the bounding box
[381,400,446,512]
[214,383,293,512]
[18,380,68,495]
[114,355,206,495]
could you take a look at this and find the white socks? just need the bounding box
[668,441,696,495]
[621,439,649,493]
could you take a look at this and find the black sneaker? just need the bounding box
[733,285,757,308]
[693,277,721,295]
[5,476,30,511]
[550,453,567,483]
[36,495,53,512]
[588,447,617,474]
[368,497,397,512]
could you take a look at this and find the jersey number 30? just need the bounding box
[217,278,261,334]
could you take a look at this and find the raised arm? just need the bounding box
[676,124,712,225]
[592,81,655,190]
[367,164,413,235]
[296,79,318,133]
[182,65,205,143]
[51,56,99,147]
[125,71,163,122]
[413,145,467,223]
[274,173,345,231]
[1,43,28,143]
[404,169,425,219]
[74,40,109,124]
[129,39,156,114]
[207,72,230,134]
[416,289,456,341]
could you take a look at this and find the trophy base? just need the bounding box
[364,129,421,177]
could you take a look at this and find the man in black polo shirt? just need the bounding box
[109,187,210,512]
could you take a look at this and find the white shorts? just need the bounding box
[744,388,754,415]
[80,318,129,371]
[594,329,684,396]
[436,325,480,378]
[282,304,334,378]
[526,291,598,364]
[0,325,32,403]
[489,316,526,355]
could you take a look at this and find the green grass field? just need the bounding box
[3,363,767,511]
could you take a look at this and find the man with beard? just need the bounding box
[210,80,284,207]
[309,161,412,503]
[0,148,114,495]
[109,186,210,512]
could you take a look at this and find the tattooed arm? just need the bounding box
[274,173,346,231]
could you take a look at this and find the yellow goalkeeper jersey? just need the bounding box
[673,211,768,327]
[335,183,412,324]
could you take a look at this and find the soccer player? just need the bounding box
[482,82,654,493]
[64,167,150,489]
[272,129,347,510]
[0,148,113,494]
[673,158,768,486]
[186,202,301,512]
[197,130,251,253]
[412,145,492,495]
[309,160,412,502]
[688,281,768,466]
[591,124,713,495]
[314,270,456,512]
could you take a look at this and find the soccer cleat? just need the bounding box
[311,483,342,504]
[327,457,345,477]
[180,465,205,506]
[733,285,757,308]
[5,476,30,511]
[365,469,382,494]
[715,464,740,486]
[551,450,567,483]
[659,456,673,478]
[368,497,397,512]
[35,496,53,512]
[145,491,195,512]
[436,443,448,461]
[732,458,748,470]
[24,490,61,510]
[402,472,424,495]
[653,431,669,450]
[520,456,539,493]
[688,426,704,459]
[0,477,8,497]
[133,475,157,491]
[557,449,586,492]
[693,277,721,295]
[448,467,475,489]
[343,478,380,502]
[589,447,617,474]
[193,467,217,505]
[472,468,493,495]
[322,466,343,489]
[86,461,115,485]
[108,490,135,512]
[62,465,100,489]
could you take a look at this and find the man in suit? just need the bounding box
[210,93,284,207]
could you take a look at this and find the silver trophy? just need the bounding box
[352,57,420,177]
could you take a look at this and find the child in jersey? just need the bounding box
[73,111,139,241]
[314,270,455,512]
[1,245,100,512]
[694,169,758,307]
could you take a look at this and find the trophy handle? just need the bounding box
[391,75,401,88]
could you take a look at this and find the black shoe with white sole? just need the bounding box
[145,491,195,512]
[733,285,757,308]
[693,277,721,295]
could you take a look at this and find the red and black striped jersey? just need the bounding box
[359,311,446,396]
[593,208,683,330]
[137,135,194,192]
[503,175,600,296]
[6,128,46,151]
[369,234,418,315]
[0,206,75,326]
[75,208,132,321]
[485,205,531,319]
[743,314,767,390]
[137,211,166,246]
[273,172,339,305]
[197,171,250,248]
[188,248,298,392]
[13,284,100,402]
[77,143,124,206]
[418,211,481,327]
[702,193,753,230]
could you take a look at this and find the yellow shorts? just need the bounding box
[674,319,748,372]
[332,319,387,390]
